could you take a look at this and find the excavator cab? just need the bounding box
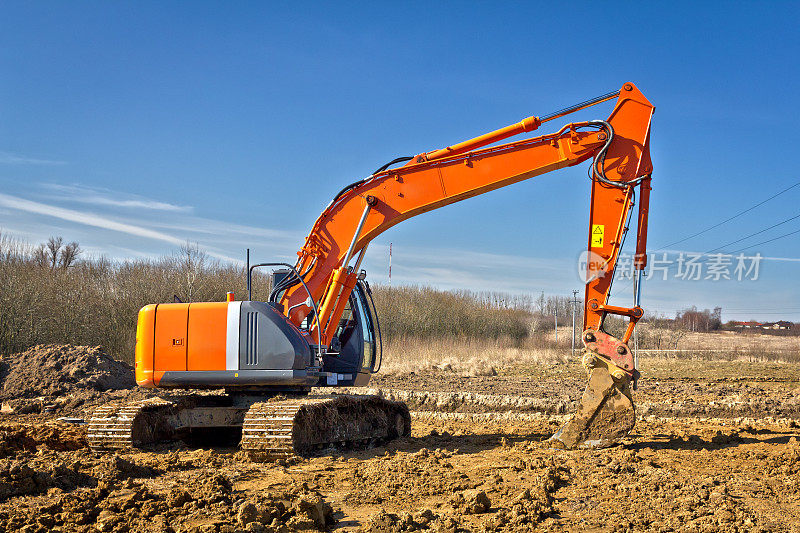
[322,280,381,387]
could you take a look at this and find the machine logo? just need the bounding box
[578,250,610,283]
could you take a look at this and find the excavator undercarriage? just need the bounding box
[90,82,654,456]
[88,394,410,458]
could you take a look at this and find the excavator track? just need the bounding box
[241,401,309,460]
[88,398,175,452]
[242,395,411,460]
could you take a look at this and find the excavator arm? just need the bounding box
[277,82,655,448]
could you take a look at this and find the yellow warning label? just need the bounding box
[591,224,604,247]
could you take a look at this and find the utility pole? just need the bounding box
[571,290,579,358]
[388,243,392,286]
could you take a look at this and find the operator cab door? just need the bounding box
[321,280,380,386]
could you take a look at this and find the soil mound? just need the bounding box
[0,422,86,457]
[0,344,135,401]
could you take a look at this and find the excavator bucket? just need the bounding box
[550,354,635,449]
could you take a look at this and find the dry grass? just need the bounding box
[380,337,569,376]
[379,326,800,377]
[677,329,800,351]
[633,325,800,363]
[370,285,532,343]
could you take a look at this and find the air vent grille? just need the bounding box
[246,312,258,366]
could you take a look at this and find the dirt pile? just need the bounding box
[487,457,568,531]
[344,447,475,505]
[0,423,156,505]
[0,464,337,533]
[350,388,573,415]
[234,488,335,532]
[0,419,337,533]
[0,422,86,457]
[0,455,95,502]
[360,508,457,532]
[0,344,135,412]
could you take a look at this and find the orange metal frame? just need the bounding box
[281,83,654,361]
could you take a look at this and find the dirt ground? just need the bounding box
[2,349,800,532]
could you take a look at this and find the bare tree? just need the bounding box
[675,306,722,333]
[0,231,31,263]
[33,244,50,268]
[528,313,541,337]
[46,236,63,270]
[535,292,546,314]
[178,242,207,302]
[59,241,81,268]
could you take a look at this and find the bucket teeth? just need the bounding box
[550,355,635,449]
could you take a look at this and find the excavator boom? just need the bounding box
[283,84,653,334]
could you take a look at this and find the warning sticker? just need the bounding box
[591,224,604,247]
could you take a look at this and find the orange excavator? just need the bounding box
[89,82,654,456]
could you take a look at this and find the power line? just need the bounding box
[594,182,800,315]
[706,212,800,253]
[608,182,800,299]
[657,179,800,250]
[721,307,800,311]
[716,311,800,316]
[729,227,800,254]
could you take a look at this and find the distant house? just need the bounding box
[731,321,762,329]
[731,320,793,330]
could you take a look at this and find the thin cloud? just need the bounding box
[361,242,575,295]
[0,193,185,246]
[1,189,796,319]
[372,244,567,273]
[0,192,292,265]
[145,216,299,241]
[42,184,192,212]
[0,151,67,166]
[78,196,192,212]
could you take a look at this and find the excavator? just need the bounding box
[88,81,654,456]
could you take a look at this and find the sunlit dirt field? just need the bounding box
[2,357,800,532]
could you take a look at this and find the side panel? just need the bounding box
[187,302,228,371]
[154,303,189,371]
[135,304,157,387]
[238,301,312,370]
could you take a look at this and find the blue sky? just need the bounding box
[2,2,800,321]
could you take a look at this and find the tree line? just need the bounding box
[5,232,767,364]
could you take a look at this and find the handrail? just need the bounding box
[247,262,323,361]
